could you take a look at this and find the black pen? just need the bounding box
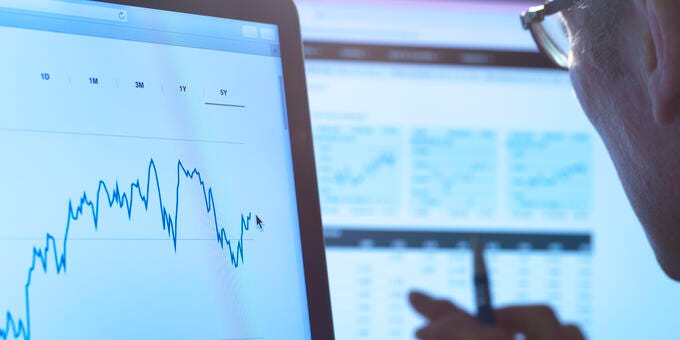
[473,237,496,326]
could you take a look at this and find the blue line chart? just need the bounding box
[413,161,494,193]
[410,129,497,216]
[332,153,396,186]
[1,159,253,340]
[508,132,592,216]
[512,163,588,188]
[313,125,401,208]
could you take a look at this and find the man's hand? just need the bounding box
[409,291,585,340]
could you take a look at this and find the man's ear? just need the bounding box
[639,0,680,125]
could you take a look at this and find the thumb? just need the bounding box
[496,305,575,340]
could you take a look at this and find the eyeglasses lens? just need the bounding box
[531,14,570,69]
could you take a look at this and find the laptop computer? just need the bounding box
[0,0,333,339]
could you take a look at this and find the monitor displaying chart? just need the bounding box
[0,1,312,339]
[297,0,680,339]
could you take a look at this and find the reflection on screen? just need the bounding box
[298,0,680,339]
[0,2,310,339]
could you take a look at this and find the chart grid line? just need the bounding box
[0,127,245,145]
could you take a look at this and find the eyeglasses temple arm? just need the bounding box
[544,0,578,15]
[521,0,577,28]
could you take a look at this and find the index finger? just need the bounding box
[409,291,469,322]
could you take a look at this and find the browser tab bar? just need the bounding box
[0,0,128,22]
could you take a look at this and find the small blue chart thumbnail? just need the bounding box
[508,132,592,219]
[313,125,401,215]
[410,129,497,217]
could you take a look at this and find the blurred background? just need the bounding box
[294,0,680,339]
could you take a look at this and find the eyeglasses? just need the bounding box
[521,0,580,70]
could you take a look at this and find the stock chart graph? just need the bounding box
[0,159,256,340]
[313,125,401,215]
[0,7,317,337]
[410,129,497,217]
[508,132,592,219]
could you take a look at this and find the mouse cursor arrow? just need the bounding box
[256,215,264,231]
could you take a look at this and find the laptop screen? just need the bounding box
[298,0,680,339]
[0,1,311,339]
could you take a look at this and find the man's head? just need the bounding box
[562,0,680,279]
